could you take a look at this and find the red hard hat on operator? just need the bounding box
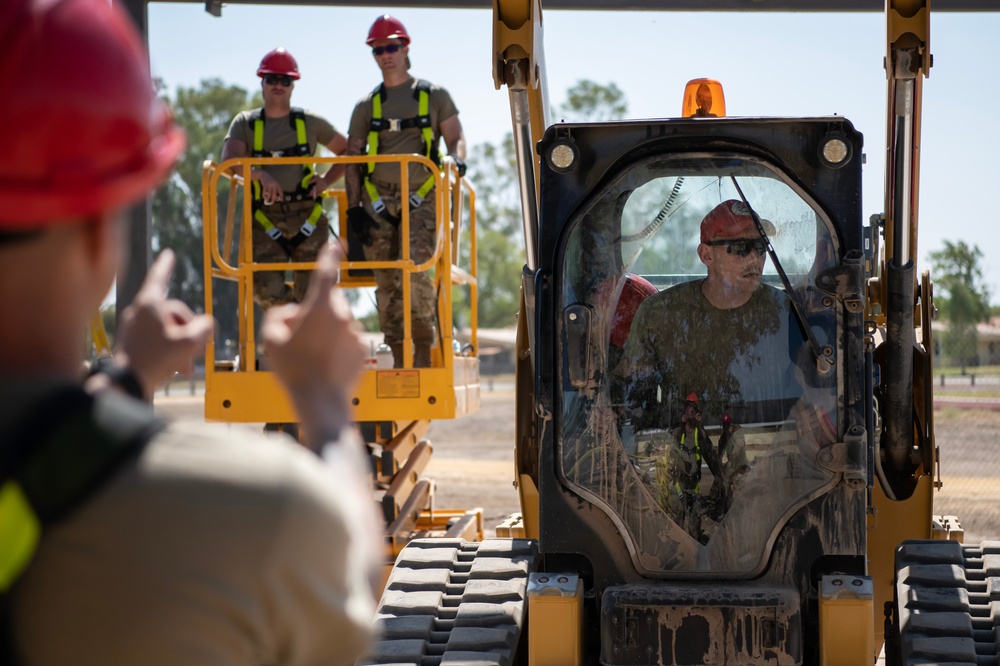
[367,15,411,46]
[0,0,185,229]
[257,47,301,80]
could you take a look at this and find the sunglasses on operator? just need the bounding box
[706,238,768,257]
[372,44,402,56]
[263,74,293,87]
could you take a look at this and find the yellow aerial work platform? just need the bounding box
[201,154,484,556]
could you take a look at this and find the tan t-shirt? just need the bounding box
[348,77,458,189]
[7,384,377,666]
[226,109,337,193]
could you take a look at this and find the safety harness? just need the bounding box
[675,429,703,494]
[249,107,323,247]
[364,80,439,214]
[0,387,163,662]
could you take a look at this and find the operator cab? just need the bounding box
[535,114,868,662]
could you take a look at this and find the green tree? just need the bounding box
[463,81,629,329]
[929,240,991,367]
[558,80,628,122]
[153,78,262,345]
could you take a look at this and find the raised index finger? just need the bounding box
[137,249,177,301]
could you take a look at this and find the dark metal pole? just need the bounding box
[113,0,154,330]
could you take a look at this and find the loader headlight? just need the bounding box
[819,135,852,168]
[547,141,578,172]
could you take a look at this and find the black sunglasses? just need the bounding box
[372,44,402,56]
[706,238,767,257]
[263,74,293,87]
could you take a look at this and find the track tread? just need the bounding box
[361,538,538,666]
[896,540,1000,665]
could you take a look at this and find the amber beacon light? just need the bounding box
[682,78,726,118]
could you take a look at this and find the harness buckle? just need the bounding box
[409,192,424,209]
[265,227,282,240]
[370,199,387,215]
[387,118,402,132]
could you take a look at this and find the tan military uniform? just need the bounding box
[5,379,377,666]
[348,78,459,348]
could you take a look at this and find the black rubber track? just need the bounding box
[361,538,539,666]
[895,540,1000,665]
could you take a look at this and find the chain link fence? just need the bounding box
[930,325,1000,544]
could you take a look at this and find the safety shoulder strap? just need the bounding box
[1,387,163,663]
[0,387,164,593]
[365,80,439,211]
[249,107,315,206]
[250,107,312,158]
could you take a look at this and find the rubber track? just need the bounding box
[895,540,1000,665]
[361,537,539,666]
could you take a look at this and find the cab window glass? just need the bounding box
[559,155,840,575]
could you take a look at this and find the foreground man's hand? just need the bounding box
[114,249,214,398]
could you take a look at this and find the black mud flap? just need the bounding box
[601,583,802,665]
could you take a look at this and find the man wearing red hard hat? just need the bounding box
[0,1,376,663]
[345,15,467,368]
[222,47,350,308]
[616,199,796,422]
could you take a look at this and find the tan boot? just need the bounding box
[414,343,433,368]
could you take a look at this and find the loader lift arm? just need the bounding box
[492,0,550,541]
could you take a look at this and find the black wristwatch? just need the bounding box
[87,359,146,400]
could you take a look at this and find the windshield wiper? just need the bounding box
[730,176,833,376]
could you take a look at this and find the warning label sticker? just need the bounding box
[376,370,421,398]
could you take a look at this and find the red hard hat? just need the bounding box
[257,47,300,80]
[700,199,775,244]
[609,274,657,348]
[0,0,185,229]
[367,15,411,46]
[722,413,732,424]
[685,392,700,405]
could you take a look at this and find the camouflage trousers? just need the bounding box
[362,182,438,345]
[251,199,329,308]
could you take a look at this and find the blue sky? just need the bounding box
[148,3,1000,305]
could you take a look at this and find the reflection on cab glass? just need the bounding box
[560,157,841,575]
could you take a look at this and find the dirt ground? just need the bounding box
[156,389,1000,544]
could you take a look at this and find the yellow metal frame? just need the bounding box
[200,154,481,425]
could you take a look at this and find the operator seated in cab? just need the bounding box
[614,199,804,541]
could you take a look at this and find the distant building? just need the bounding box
[931,317,1000,367]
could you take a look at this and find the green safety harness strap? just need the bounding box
[365,80,438,215]
[1,386,163,662]
[675,429,702,495]
[249,107,323,238]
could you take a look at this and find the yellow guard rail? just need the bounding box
[201,154,480,425]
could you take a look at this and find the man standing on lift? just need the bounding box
[345,15,467,368]
[223,48,348,308]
